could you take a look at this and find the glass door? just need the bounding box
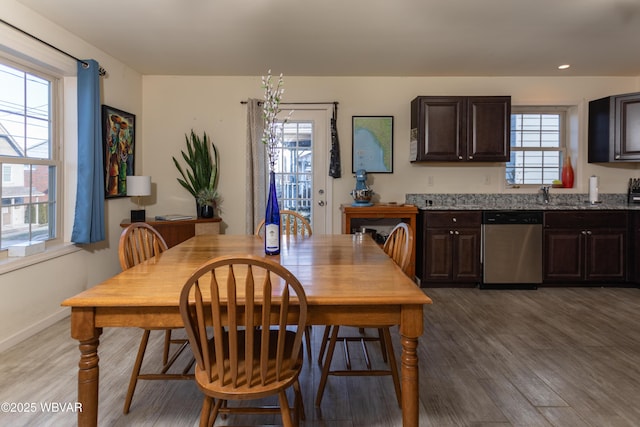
[273,107,331,234]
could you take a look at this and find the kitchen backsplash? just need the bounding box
[406,192,627,208]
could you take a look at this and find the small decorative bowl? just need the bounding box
[351,188,373,203]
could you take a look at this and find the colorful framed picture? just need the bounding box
[102,105,135,198]
[352,116,393,173]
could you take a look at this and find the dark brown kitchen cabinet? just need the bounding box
[416,210,482,287]
[630,211,640,284]
[410,96,511,162]
[588,91,640,162]
[543,211,627,284]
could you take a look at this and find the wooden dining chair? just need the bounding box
[315,222,413,408]
[383,222,413,273]
[255,209,313,238]
[179,255,308,427]
[255,209,314,362]
[119,223,194,414]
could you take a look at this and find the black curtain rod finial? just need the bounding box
[80,62,106,76]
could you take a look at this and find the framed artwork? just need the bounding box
[102,105,135,198]
[352,116,393,173]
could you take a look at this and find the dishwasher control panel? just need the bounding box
[482,211,543,224]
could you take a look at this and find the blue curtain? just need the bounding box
[71,59,105,243]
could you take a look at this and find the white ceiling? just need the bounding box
[15,0,640,77]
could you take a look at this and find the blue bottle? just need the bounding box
[265,171,280,255]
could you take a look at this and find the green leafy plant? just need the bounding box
[196,187,217,207]
[173,130,219,203]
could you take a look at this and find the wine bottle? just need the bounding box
[265,171,280,255]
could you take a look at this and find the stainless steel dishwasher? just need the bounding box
[482,211,543,289]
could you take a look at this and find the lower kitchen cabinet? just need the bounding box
[417,210,481,287]
[629,211,640,283]
[543,211,627,284]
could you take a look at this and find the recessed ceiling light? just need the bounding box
[558,64,571,70]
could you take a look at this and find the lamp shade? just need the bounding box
[126,176,151,197]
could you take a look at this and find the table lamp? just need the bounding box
[126,175,151,222]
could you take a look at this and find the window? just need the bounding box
[271,120,313,225]
[506,107,567,186]
[0,61,59,250]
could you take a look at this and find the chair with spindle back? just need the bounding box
[255,209,313,238]
[315,222,413,408]
[119,222,194,414]
[255,209,314,361]
[179,255,308,427]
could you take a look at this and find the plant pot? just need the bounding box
[197,203,214,218]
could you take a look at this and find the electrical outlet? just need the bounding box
[484,175,491,185]
[428,176,434,186]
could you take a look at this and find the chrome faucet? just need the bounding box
[540,186,550,204]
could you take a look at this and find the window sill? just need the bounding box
[0,243,81,275]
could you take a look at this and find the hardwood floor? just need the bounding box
[2,287,640,426]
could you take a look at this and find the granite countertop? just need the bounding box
[406,193,640,211]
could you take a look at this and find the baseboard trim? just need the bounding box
[0,308,70,353]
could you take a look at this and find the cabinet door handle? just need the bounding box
[581,230,587,235]
[449,230,454,234]
[586,230,592,235]
[318,201,325,206]
[454,230,459,235]
[468,156,474,160]
[458,155,463,160]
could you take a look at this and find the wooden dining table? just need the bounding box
[62,233,432,426]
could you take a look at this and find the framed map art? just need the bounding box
[352,115,393,173]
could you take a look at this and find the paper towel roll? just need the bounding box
[589,175,599,203]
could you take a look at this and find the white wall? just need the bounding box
[0,1,142,350]
[142,75,640,235]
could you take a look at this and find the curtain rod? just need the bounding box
[0,18,106,76]
[241,101,338,105]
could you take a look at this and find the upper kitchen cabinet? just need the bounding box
[410,96,511,162]
[588,92,640,162]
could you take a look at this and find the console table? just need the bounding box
[119,217,221,248]
[341,203,418,278]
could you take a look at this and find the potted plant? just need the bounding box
[195,187,217,218]
[172,129,219,217]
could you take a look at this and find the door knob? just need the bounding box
[318,201,325,206]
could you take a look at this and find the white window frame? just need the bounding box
[506,106,568,188]
[0,57,62,257]
[0,23,81,274]
[0,58,73,275]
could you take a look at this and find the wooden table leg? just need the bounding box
[70,308,102,427]
[400,305,423,427]
[400,334,419,427]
